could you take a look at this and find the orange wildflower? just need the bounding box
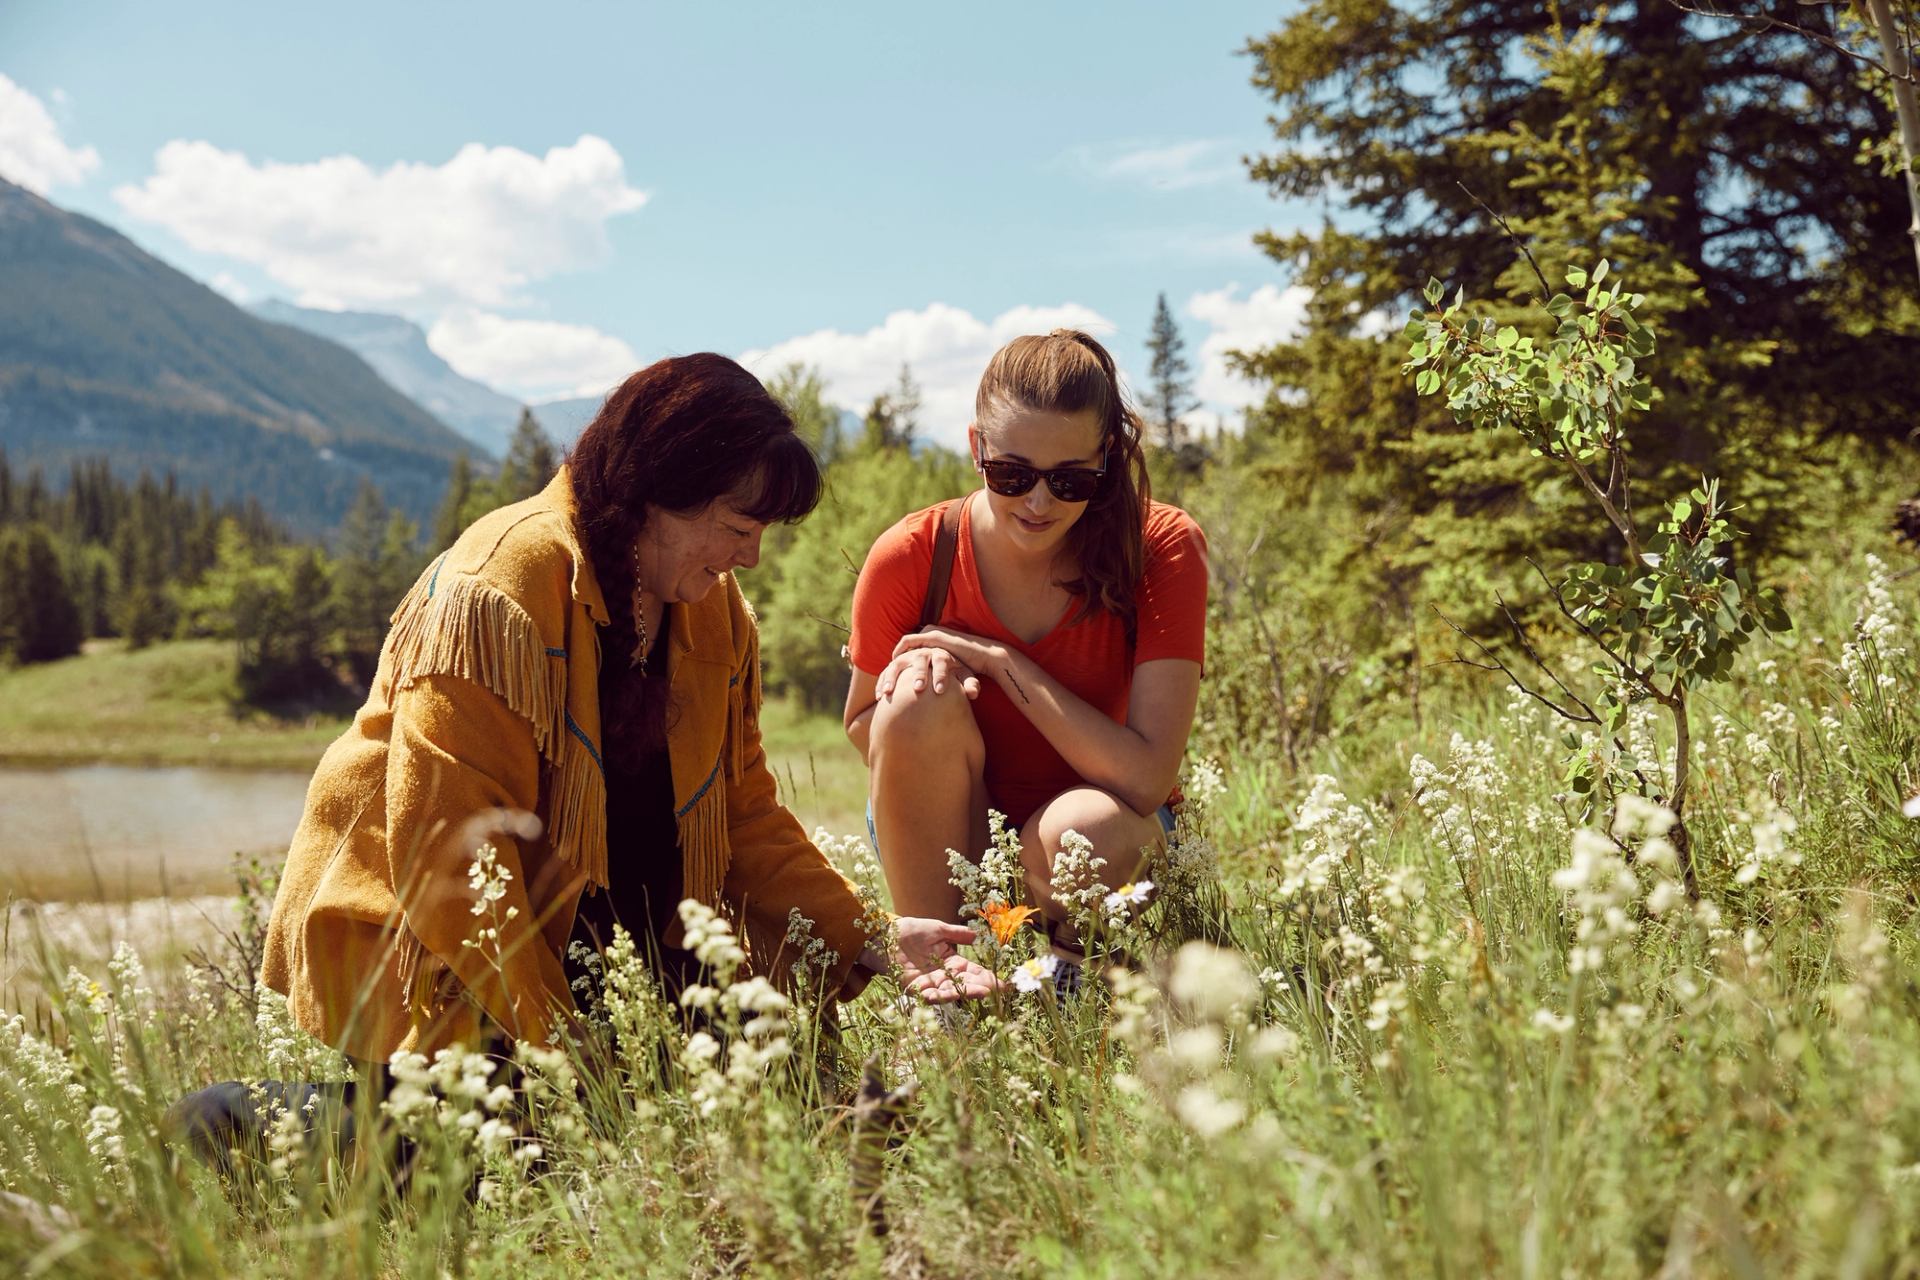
[980,901,1038,946]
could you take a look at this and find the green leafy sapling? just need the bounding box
[1404,259,1791,894]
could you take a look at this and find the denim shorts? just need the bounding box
[865,799,1175,851]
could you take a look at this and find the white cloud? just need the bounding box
[0,75,100,194]
[1067,139,1242,191]
[740,302,1115,452]
[428,309,642,402]
[1186,283,1312,410]
[112,134,646,310]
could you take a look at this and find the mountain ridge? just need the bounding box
[0,179,471,534]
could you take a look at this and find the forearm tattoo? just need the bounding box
[1003,665,1032,705]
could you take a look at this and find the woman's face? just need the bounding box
[634,493,768,604]
[970,406,1105,555]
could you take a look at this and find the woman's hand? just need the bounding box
[889,628,1008,691]
[885,917,1004,1002]
[875,644,981,702]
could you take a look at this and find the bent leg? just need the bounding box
[1018,788,1168,950]
[867,677,988,921]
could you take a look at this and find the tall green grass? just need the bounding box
[1,550,1916,1278]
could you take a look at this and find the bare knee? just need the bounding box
[869,681,982,760]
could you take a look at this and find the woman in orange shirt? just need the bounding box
[844,330,1208,986]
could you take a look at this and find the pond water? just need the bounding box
[0,765,310,899]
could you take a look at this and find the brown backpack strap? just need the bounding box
[917,497,964,630]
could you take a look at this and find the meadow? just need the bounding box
[0,527,1915,1278]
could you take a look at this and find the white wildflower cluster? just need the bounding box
[947,810,1023,926]
[106,941,154,1028]
[1184,756,1228,811]
[674,899,794,1118]
[463,840,521,962]
[594,924,671,1069]
[1447,732,1507,801]
[383,1044,523,1161]
[1409,754,1471,853]
[1732,805,1801,887]
[1275,775,1372,913]
[1502,682,1553,743]
[1742,696,1797,770]
[1610,795,1687,920]
[1840,552,1907,696]
[1155,829,1219,904]
[1621,696,1665,783]
[1,1013,86,1113]
[1048,829,1109,937]
[1552,829,1641,973]
[813,825,893,945]
[1125,943,1288,1149]
[1167,941,1260,1024]
[85,1103,126,1175]
[254,983,338,1079]
[782,909,841,989]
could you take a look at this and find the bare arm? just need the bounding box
[892,627,1200,816]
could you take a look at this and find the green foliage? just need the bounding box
[496,409,559,506]
[1238,1,1920,667]
[0,522,82,664]
[331,481,426,682]
[5,575,1920,1275]
[766,363,845,461]
[860,364,923,454]
[1408,255,1792,884]
[176,521,338,703]
[753,441,972,713]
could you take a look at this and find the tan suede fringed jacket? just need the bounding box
[260,468,869,1061]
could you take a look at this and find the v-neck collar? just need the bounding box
[956,491,1076,650]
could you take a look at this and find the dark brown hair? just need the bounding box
[974,330,1151,641]
[567,353,821,767]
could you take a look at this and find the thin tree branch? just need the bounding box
[1663,0,1918,83]
[1493,590,1604,722]
[1429,603,1598,724]
[1456,181,1555,298]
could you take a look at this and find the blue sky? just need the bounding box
[1,1,1317,449]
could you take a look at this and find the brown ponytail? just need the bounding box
[974,329,1151,642]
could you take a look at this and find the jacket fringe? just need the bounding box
[681,777,729,908]
[385,564,608,891]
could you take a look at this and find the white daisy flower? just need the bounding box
[1011,954,1059,994]
[1103,880,1156,911]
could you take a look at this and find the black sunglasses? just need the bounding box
[976,449,1109,503]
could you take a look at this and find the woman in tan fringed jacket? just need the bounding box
[174,354,995,1166]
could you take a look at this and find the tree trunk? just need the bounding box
[1859,0,1920,291]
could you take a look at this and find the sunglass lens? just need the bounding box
[1046,471,1102,502]
[982,462,1038,497]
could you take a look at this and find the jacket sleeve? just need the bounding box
[385,672,576,1044]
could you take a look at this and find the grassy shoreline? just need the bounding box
[0,639,351,772]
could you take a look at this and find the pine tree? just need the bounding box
[0,524,83,664]
[1145,292,1196,453]
[497,409,559,504]
[889,364,922,451]
[765,363,843,461]
[332,480,399,680]
[1241,0,1920,473]
[434,454,476,551]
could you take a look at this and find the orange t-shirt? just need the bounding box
[849,495,1209,828]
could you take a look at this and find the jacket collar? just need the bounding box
[539,468,610,626]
